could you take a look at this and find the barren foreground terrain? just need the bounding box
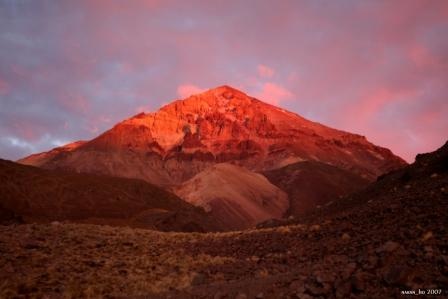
[1,142,447,298]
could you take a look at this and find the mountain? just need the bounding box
[173,163,289,230]
[0,159,221,232]
[17,85,406,227]
[2,141,446,298]
[18,140,86,167]
[263,160,369,217]
[19,85,406,187]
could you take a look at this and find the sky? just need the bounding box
[0,0,447,162]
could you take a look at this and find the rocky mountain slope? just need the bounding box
[17,86,406,227]
[18,141,86,167]
[19,86,406,187]
[263,161,369,217]
[2,141,446,298]
[174,163,288,230]
[0,159,220,232]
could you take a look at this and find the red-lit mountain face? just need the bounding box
[19,86,406,188]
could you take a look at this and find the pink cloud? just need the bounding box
[0,79,10,95]
[257,64,274,78]
[255,82,294,105]
[59,94,90,114]
[350,89,405,123]
[408,44,437,68]
[1,0,447,163]
[135,105,151,113]
[99,115,112,124]
[177,84,205,98]
[343,86,419,128]
[11,120,43,141]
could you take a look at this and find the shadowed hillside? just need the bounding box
[0,159,221,232]
[263,160,369,217]
[0,141,446,298]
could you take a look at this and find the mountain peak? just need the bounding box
[19,85,407,185]
[154,85,256,119]
[209,84,237,91]
[179,85,253,106]
[202,85,246,95]
[210,85,247,95]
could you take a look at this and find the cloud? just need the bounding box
[0,0,447,163]
[0,134,71,161]
[135,105,151,113]
[177,84,205,98]
[58,94,90,114]
[257,64,274,78]
[255,82,294,105]
[0,79,9,95]
[345,88,416,124]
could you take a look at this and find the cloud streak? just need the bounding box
[257,65,274,78]
[177,84,205,98]
[255,82,294,106]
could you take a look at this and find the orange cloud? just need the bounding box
[257,64,274,78]
[177,84,204,98]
